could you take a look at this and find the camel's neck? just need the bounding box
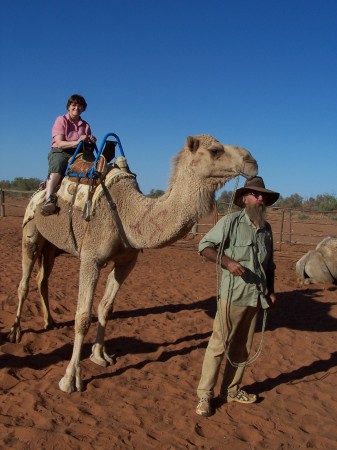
[113,170,216,249]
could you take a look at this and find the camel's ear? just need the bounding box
[186,136,200,153]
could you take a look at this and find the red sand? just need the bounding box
[1,207,337,449]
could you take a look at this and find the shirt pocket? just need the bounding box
[233,239,253,262]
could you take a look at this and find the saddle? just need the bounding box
[64,140,131,222]
[68,154,108,184]
[67,141,118,185]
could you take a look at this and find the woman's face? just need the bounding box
[68,102,84,120]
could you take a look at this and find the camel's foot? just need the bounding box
[90,343,115,367]
[7,324,22,343]
[59,373,83,393]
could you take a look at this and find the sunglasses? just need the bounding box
[246,191,265,199]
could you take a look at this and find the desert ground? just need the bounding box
[0,199,337,449]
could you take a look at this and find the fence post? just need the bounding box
[289,209,292,245]
[0,189,5,217]
[279,209,285,251]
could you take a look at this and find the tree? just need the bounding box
[314,194,337,211]
[0,180,11,189]
[146,189,165,198]
[216,190,241,213]
[0,178,42,191]
[302,196,316,211]
[276,193,303,209]
[217,190,234,204]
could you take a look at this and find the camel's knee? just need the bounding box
[22,234,41,262]
[296,277,304,287]
[36,273,48,293]
[18,280,29,300]
[98,300,114,321]
[75,312,92,334]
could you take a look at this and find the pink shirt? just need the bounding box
[51,113,92,148]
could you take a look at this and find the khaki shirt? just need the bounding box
[199,209,275,309]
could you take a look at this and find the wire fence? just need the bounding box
[0,188,33,217]
[190,203,337,252]
[1,190,337,251]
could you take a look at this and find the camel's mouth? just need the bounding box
[239,172,256,180]
[211,165,257,179]
[240,156,258,179]
[208,156,258,181]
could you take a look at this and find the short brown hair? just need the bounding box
[66,94,87,111]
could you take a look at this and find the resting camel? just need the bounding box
[8,134,258,393]
[296,236,337,285]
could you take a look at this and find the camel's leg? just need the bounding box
[36,241,58,330]
[90,255,138,367]
[297,252,334,285]
[59,258,101,393]
[305,256,334,284]
[8,221,44,343]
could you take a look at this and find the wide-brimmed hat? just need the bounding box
[234,176,280,207]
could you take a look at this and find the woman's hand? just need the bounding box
[77,135,96,145]
[77,135,88,144]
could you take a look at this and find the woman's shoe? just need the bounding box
[41,194,57,216]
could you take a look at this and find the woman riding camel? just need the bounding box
[41,94,96,215]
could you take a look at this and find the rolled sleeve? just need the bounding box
[52,115,66,138]
[198,216,228,254]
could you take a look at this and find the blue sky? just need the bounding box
[1,0,336,199]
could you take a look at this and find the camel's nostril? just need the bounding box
[240,156,258,178]
[244,154,257,164]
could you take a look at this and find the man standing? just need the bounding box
[196,176,279,417]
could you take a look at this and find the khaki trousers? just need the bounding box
[197,301,258,399]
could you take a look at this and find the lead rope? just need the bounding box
[215,174,267,368]
[97,173,131,248]
[67,176,81,252]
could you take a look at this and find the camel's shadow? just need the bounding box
[0,330,210,372]
[114,286,337,333]
[256,286,337,333]
[1,287,337,392]
[2,328,337,395]
[114,285,337,334]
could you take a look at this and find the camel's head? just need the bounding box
[183,134,258,188]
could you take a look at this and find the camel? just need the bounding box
[296,236,337,285]
[8,134,258,393]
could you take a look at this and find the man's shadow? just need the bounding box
[248,350,337,397]
[210,287,337,410]
[250,286,337,396]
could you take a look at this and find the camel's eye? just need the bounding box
[209,146,224,158]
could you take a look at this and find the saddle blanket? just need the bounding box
[23,165,135,227]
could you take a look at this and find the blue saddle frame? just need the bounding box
[65,132,125,179]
